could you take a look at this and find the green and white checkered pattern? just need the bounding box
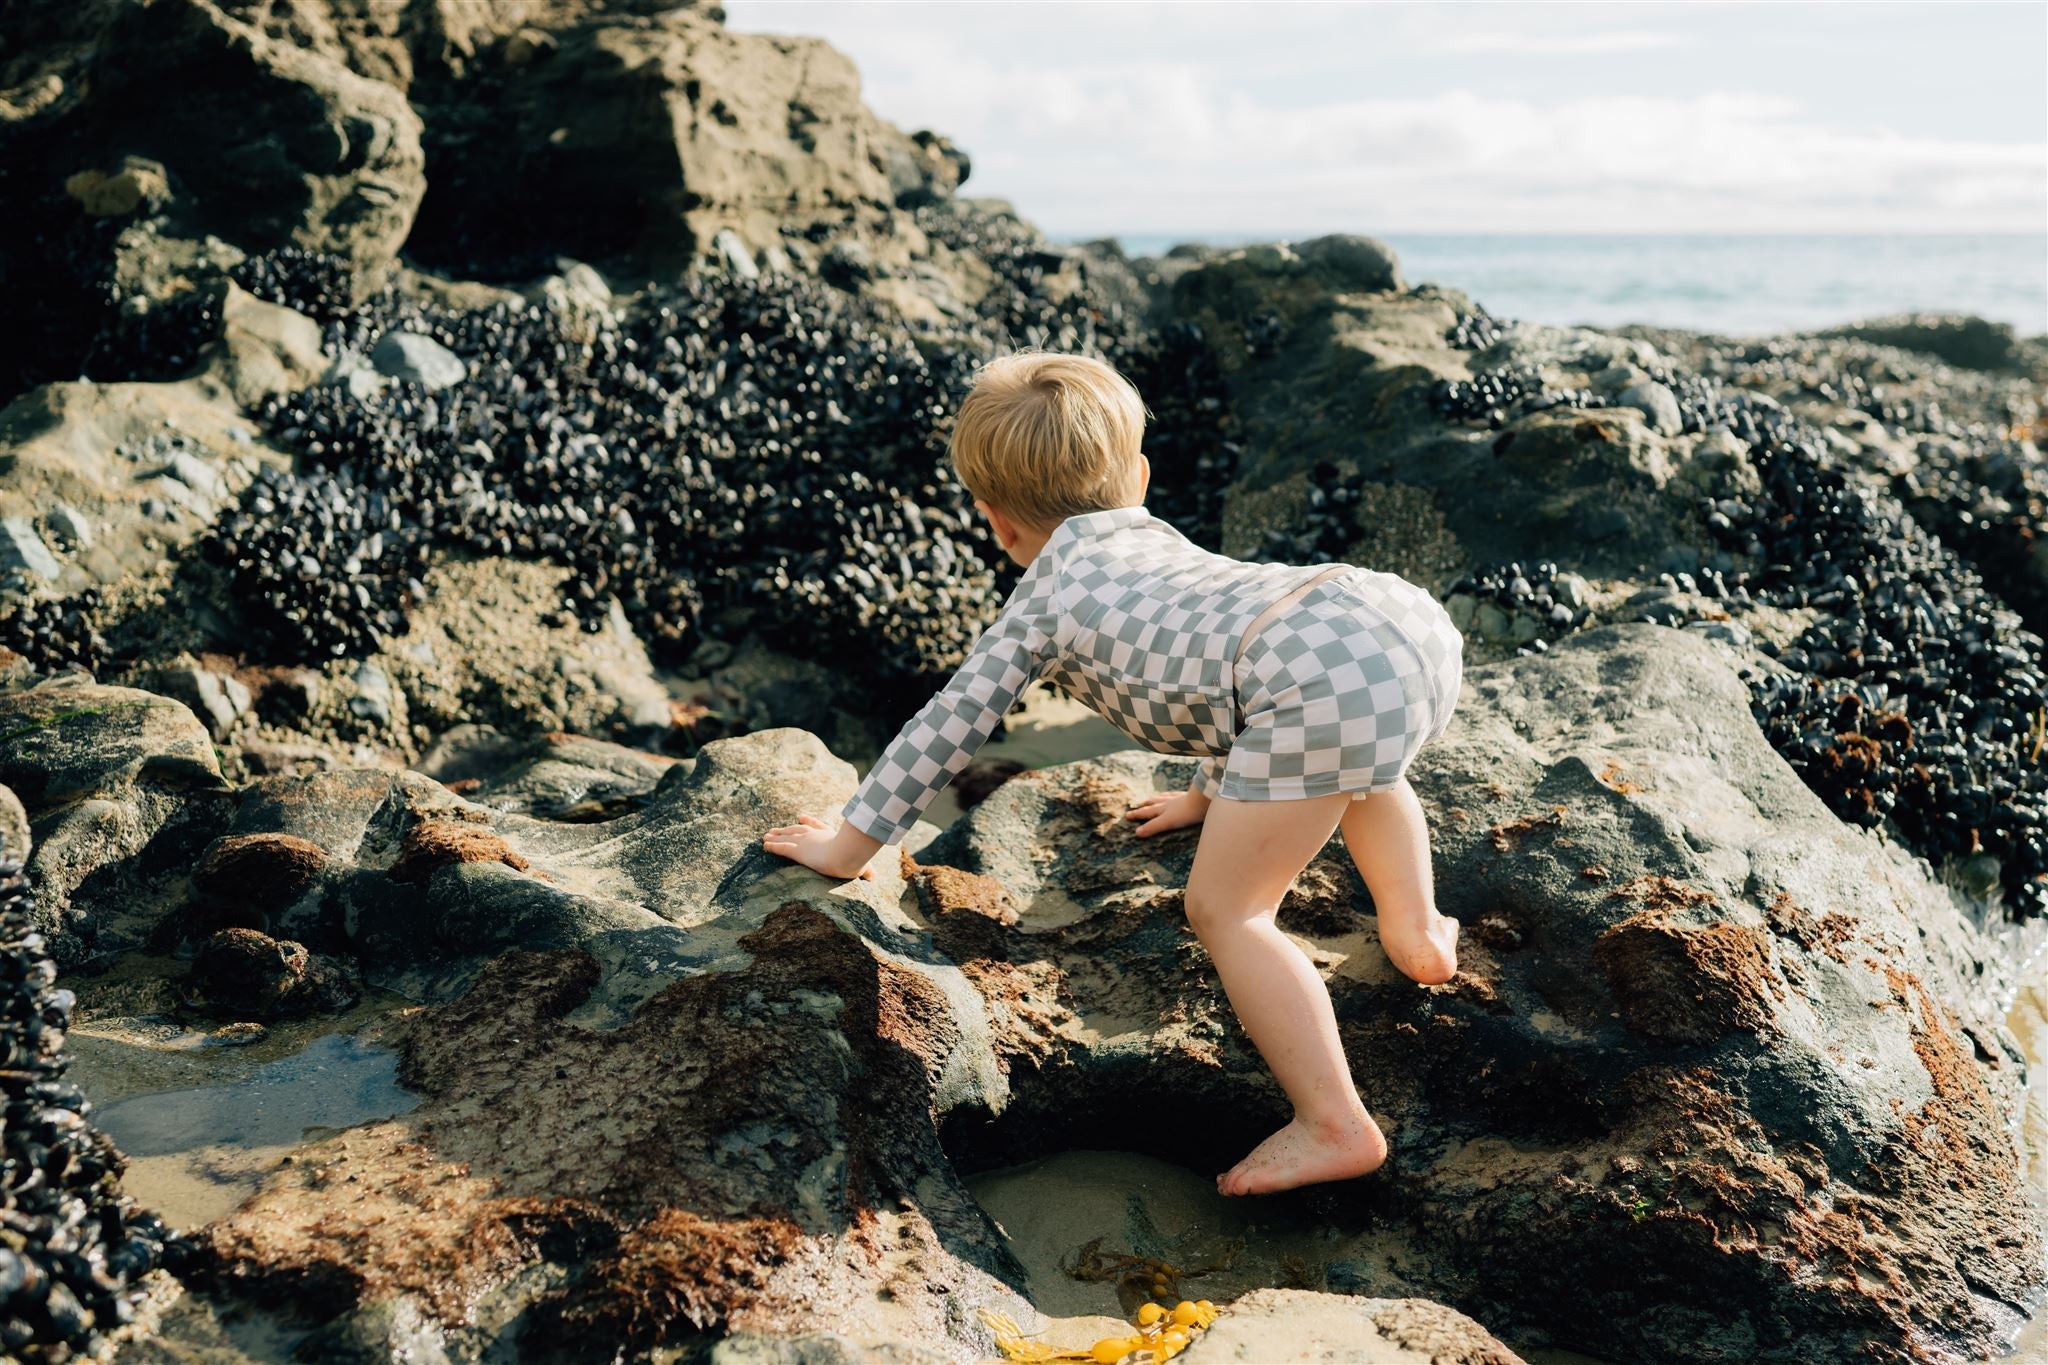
[1216,569,1463,802]
[840,506,1463,844]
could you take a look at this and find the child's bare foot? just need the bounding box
[1378,910,1460,985]
[1216,1109,1388,1196]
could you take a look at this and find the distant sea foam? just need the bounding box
[1081,233,2047,338]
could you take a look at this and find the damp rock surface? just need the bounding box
[1,680,234,968]
[922,625,2038,1364]
[14,632,2034,1363]
[1179,1289,1525,1365]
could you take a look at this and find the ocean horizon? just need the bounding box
[1065,232,2048,339]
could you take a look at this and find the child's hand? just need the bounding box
[1125,787,1211,838]
[762,815,881,881]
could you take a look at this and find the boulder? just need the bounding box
[921,624,2037,1363]
[1822,313,2029,375]
[417,726,680,821]
[0,516,63,583]
[63,154,173,218]
[368,330,466,389]
[1618,378,1682,436]
[208,282,328,406]
[401,6,964,280]
[184,925,361,1018]
[1161,250,1711,584]
[200,904,1035,1359]
[1,0,426,271]
[42,627,2026,1362]
[364,556,677,748]
[1,679,233,965]
[137,659,254,740]
[1292,233,1404,293]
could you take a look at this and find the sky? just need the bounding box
[724,1,2048,238]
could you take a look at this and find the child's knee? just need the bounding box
[1182,884,1261,938]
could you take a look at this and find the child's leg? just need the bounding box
[1184,792,1388,1196]
[1340,779,1459,986]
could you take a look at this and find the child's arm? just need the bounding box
[762,560,1060,876]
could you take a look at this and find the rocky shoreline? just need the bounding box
[3,1,2046,1361]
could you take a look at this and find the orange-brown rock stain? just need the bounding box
[537,1208,809,1343]
[1595,760,1643,794]
[1765,889,1860,966]
[1487,804,1566,853]
[1593,878,1781,1046]
[200,1123,604,1325]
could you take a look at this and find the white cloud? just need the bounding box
[728,2,2048,235]
[1433,29,1678,55]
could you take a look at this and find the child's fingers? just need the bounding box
[798,814,828,829]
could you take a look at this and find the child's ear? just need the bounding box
[1137,455,1152,501]
[975,499,1016,550]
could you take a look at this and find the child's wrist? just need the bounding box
[833,823,884,873]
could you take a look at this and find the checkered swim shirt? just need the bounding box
[841,504,1351,845]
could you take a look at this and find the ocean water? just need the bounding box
[1085,233,2047,338]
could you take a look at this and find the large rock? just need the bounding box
[368,329,465,388]
[1821,313,2030,375]
[2,0,424,271]
[156,728,1031,1358]
[919,624,2037,1363]
[199,905,1032,1360]
[401,6,965,280]
[358,556,678,749]
[416,726,680,821]
[52,626,2033,1362]
[1160,248,1729,585]
[1,679,234,965]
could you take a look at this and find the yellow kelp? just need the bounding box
[981,1299,1221,1365]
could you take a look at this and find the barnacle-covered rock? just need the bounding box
[0,804,183,1360]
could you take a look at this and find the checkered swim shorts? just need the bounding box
[1215,566,1465,802]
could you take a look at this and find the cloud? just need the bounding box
[728,3,2048,235]
[1433,29,1678,54]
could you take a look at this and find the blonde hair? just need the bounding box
[948,352,1149,530]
